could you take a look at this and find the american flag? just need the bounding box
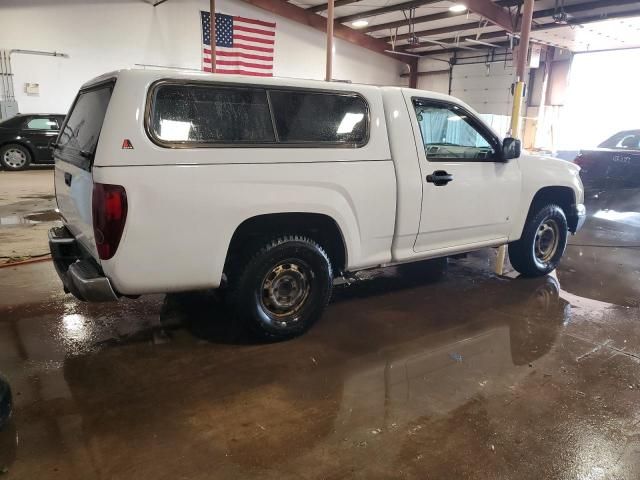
[201,11,276,77]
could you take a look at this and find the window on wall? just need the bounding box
[413,99,498,161]
[268,90,368,145]
[150,84,275,144]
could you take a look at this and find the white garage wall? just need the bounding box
[416,57,450,95]
[0,0,407,114]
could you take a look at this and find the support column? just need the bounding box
[495,0,534,276]
[325,0,334,81]
[408,58,418,89]
[210,0,216,73]
[509,0,534,137]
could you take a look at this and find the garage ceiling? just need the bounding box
[287,0,640,55]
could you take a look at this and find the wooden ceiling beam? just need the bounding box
[418,4,640,55]
[365,0,519,34]
[336,0,443,24]
[308,0,361,14]
[383,20,497,43]
[389,0,640,44]
[236,0,407,62]
[462,0,515,32]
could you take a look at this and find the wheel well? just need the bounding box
[225,213,347,274]
[0,141,34,160]
[528,186,575,220]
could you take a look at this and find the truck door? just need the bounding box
[406,94,521,254]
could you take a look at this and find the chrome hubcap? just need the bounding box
[535,219,559,263]
[3,149,26,168]
[261,262,310,317]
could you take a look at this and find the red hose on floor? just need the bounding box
[0,255,52,269]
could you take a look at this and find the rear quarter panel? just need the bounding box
[95,162,396,294]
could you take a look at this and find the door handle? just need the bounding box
[426,170,453,186]
[64,172,72,186]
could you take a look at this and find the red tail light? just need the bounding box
[92,183,127,260]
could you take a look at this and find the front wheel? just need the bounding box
[508,204,568,277]
[0,144,31,171]
[226,235,333,340]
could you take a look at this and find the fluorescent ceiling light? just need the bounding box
[351,19,369,28]
[449,4,467,12]
[467,38,501,48]
[384,49,420,58]
[418,38,478,51]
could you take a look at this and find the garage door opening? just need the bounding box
[557,47,640,152]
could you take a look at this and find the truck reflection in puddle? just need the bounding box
[54,264,572,474]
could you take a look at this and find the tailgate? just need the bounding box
[54,81,114,259]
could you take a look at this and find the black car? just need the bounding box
[574,130,640,190]
[0,113,66,171]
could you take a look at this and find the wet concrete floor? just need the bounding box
[0,169,60,263]
[0,189,639,479]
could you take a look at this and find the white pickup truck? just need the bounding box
[49,69,585,339]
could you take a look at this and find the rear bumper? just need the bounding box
[568,203,586,233]
[48,226,118,302]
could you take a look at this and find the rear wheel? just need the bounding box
[0,144,31,171]
[509,204,568,277]
[226,235,333,340]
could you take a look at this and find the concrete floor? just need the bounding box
[0,168,59,263]
[1,172,639,479]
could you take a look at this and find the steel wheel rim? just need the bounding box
[3,149,27,168]
[260,261,311,318]
[535,219,559,263]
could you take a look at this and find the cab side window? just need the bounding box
[26,117,59,130]
[413,99,498,161]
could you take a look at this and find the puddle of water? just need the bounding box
[593,209,640,228]
[24,211,60,222]
[0,210,59,226]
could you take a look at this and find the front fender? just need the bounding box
[509,154,584,240]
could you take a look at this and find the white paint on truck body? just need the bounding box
[55,69,584,296]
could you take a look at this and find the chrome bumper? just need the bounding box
[568,203,586,233]
[48,226,118,302]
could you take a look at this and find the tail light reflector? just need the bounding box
[92,183,127,260]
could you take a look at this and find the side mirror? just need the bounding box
[502,137,521,161]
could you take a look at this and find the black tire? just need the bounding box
[0,144,32,171]
[226,235,333,340]
[508,204,568,277]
